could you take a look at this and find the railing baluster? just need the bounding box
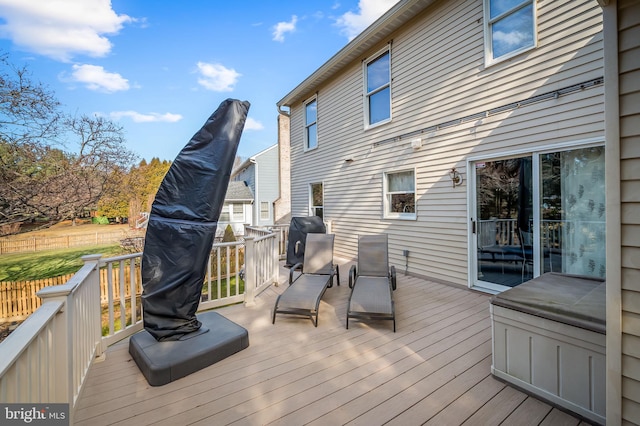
[130,260,137,333]
[107,263,114,338]
[119,260,126,334]
[216,246,222,300]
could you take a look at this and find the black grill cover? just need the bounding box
[285,216,326,267]
[141,99,250,341]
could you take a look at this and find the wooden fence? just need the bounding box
[0,275,73,322]
[0,231,132,254]
[0,248,244,322]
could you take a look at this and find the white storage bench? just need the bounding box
[490,273,606,425]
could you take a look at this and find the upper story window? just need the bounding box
[260,202,269,220]
[484,0,536,65]
[304,97,318,151]
[364,48,391,128]
[383,170,416,220]
[310,182,323,219]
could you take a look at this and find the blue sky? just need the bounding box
[0,0,399,162]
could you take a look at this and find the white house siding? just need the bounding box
[288,0,604,287]
[255,145,280,226]
[619,0,640,423]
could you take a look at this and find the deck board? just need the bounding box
[74,260,590,426]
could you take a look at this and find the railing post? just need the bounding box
[81,254,104,357]
[273,232,280,286]
[36,284,73,409]
[244,236,256,306]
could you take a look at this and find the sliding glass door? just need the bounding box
[471,145,605,292]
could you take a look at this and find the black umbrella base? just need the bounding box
[129,311,249,386]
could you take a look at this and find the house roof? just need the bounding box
[231,143,277,178]
[277,0,437,108]
[225,181,253,202]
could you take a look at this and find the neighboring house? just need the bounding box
[278,0,639,423]
[231,144,282,227]
[216,180,253,238]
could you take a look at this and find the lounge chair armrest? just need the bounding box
[349,265,357,288]
[390,265,397,290]
[289,262,303,285]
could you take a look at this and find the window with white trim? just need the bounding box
[310,182,323,219]
[219,203,245,222]
[219,203,230,222]
[384,170,416,219]
[304,98,318,151]
[232,203,244,223]
[484,0,536,65]
[260,202,269,220]
[364,48,391,127]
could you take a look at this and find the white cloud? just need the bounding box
[244,117,264,131]
[0,0,134,61]
[109,111,183,123]
[335,0,398,40]
[70,64,129,93]
[272,15,297,42]
[493,30,530,48]
[196,62,241,92]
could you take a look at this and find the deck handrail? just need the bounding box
[245,224,289,259]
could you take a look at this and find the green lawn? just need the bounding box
[0,245,123,281]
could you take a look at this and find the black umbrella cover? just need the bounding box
[141,99,250,341]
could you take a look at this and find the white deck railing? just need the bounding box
[0,255,103,423]
[0,231,280,415]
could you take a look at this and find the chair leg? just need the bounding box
[272,297,279,324]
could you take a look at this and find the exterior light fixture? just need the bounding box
[449,167,463,187]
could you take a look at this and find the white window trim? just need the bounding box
[309,182,324,217]
[260,201,270,221]
[304,96,318,152]
[383,168,416,220]
[363,45,392,130]
[483,0,537,67]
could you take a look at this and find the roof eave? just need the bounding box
[276,0,437,108]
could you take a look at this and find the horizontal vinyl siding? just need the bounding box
[288,0,603,287]
[620,0,640,423]
[256,147,279,226]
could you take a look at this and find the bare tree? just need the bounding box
[0,52,138,227]
[0,53,62,147]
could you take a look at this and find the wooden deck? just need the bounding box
[75,261,592,426]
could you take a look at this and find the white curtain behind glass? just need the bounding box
[561,147,606,277]
[388,171,414,192]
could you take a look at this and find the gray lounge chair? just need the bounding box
[273,233,339,327]
[347,234,397,332]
